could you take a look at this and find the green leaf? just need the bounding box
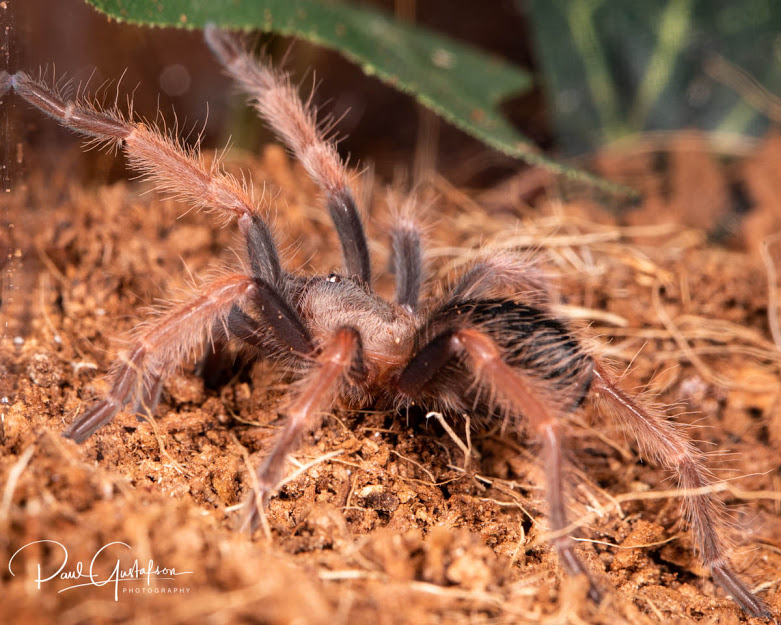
[83,0,636,197]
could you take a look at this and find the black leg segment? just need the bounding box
[252,279,314,356]
[391,221,423,312]
[239,213,282,286]
[327,189,372,285]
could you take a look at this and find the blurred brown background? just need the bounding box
[7,0,543,184]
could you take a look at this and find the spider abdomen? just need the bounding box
[427,300,594,410]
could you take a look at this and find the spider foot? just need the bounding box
[236,480,274,534]
[711,563,772,620]
[64,400,121,443]
[556,540,605,604]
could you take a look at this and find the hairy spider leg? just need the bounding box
[63,269,323,444]
[442,258,767,612]
[241,327,366,531]
[213,304,310,355]
[390,215,424,313]
[250,278,314,355]
[198,213,315,385]
[11,72,290,295]
[133,373,165,422]
[240,213,283,286]
[197,307,264,389]
[399,299,768,613]
[448,253,554,306]
[592,365,771,618]
[64,275,257,443]
[398,325,602,601]
[204,25,372,285]
[198,298,308,388]
[12,71,324,421]
[13,72,255,222]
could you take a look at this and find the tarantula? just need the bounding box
[6,26,770,618]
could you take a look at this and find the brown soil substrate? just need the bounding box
[2,137,781,624]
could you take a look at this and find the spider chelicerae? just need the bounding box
[5,25,770,618]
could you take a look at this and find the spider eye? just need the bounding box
[327,273,341,283]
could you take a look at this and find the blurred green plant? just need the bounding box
[83,0,636,197]
[526,0,781,154]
